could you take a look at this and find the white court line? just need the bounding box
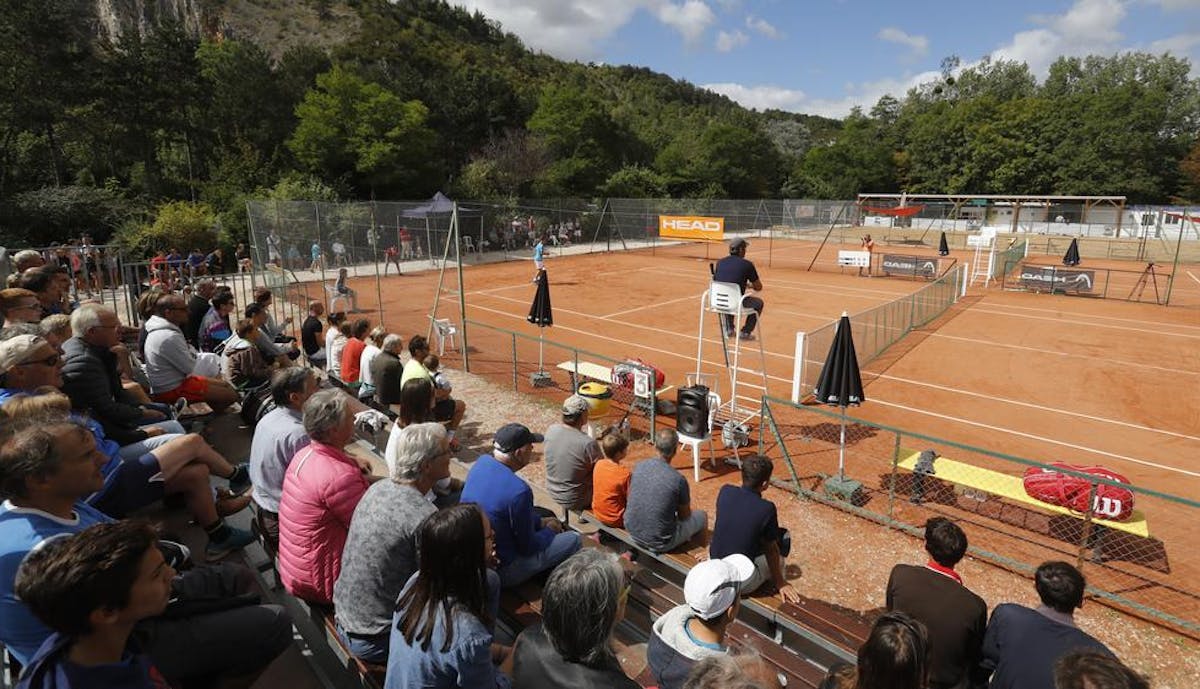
[603,294,698,318]
[968,307,1200,339]
[871,398,1200,479]
[1189,270,1200,286]
[927,333,1200,377]
[873,373,1200,441]
[976,300,1200,331]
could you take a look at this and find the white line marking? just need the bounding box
[870,398,1200,479]
[968,307,1200,339]
[873,373,1200,441]
[603,294,698,318]
[926,333,1200,377]
[1188,270,1200,286]
[975,300,1200,331]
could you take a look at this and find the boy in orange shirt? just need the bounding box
[591,429,632,527]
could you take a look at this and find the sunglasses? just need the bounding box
[18,353,61,368]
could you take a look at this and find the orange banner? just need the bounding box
[658,215,725,241]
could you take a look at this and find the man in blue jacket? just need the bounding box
[461,423,581,587]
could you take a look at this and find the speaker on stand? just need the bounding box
[676,385,710,437]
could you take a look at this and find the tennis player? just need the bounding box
[532,233,547,282]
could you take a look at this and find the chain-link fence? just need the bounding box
[759,395,1200,639]
[1000,260,1173,305]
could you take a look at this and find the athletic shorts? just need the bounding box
[89,452,165,519]
[434,398,456,422]
[152,375,210,403]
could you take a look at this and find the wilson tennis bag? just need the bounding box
[1022,463,1135,522]
[611,358,666,391]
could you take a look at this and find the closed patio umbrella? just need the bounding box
[528,270,553,384]
[812,312,865,482]
[938,231,950,256]
[1063,238,1081,266]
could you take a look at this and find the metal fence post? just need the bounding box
[888,432,901,519]
[510,332,518,391]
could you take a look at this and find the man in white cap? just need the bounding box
[543,393,602,517]
[646,553,755,689]
[712,237,764,341]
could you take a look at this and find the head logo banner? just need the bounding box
[659,215,725,241]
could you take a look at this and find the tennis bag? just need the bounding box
[611,358,666,391]
[1022,463,1135,522]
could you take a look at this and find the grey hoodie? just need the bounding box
[143,315,197,393]
[647,604,728,689]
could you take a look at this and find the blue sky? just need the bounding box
[451,0,1200,117]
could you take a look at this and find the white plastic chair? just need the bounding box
[325,283,349,313]
[679,389,721,483]
[708,281,745,318]
[433,318,458,355]
[462,236,477,253]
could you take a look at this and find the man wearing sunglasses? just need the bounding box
[647,553,755,689]
[0,334,64,403]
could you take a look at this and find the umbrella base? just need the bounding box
[530,371,554,387]
[823,475,864,504]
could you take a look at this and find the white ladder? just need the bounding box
[697,282,769,426]
[967,234,995,287]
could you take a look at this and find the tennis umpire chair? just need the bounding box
[696,281,768,430]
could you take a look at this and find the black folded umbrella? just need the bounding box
[1063,238,1081,266]
[528,271,553,374]
[938,231,950,256]
[813,312,864,480]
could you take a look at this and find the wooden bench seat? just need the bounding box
[313,607,385,689]
[556,360,675,399]
[896,449,1150,539]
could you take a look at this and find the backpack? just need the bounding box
[610,358,665,392]
[1022,463,1135,522]
[240,383,276,428]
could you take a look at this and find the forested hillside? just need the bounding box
[0,0,1196,252]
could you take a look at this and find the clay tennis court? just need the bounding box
[309,237,1200,637]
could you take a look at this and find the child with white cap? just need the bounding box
[646,553,755,689]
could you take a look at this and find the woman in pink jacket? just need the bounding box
[277,389,378,604]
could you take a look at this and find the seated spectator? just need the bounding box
[300,300,327,365]
[253,286,293,341]
[340,318,370,383]
[0,391,254,558]
[683,653,784,689]
[186,248,206,277]
[61,305,186,449]
[205,247,224,274]
[424,353,451,394]
[1054,651,1149,689]
[277,389,379,605]
[372,333,404,408]
[360,326,386,387]
[326,317,350,380]
[461,423,581,587]
[198,289,235,353]
[647,554,755,689]
[591,428,631,527]
[0,421,290,681]
[337,422,453,663]
[38,314,71,348]
[143,294,239,411]
[402,335,465,430]
[18,268,66,319]
[11,249,46,277]
[244,303,293,367]
[886,517,987,689]
[185,279,215,346]
[625,429,707,554]
[248,368,316,554]
[335,267,360,311]
[851,612,931,689]
[385,378,463,501]
[510,549,638,688]
[709,456,799,604]
[385,504,506,688]
[982,561,1115,689]
[13,521,172,689]
[543,394,601,516]
[0,288,41,326]
[224,318,275,389]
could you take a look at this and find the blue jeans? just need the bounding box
[498,531,582,587]
[118,421,187,461]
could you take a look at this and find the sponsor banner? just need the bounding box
[1018,265,1095,293]
[881,254,938,278]
[658,215,725,241]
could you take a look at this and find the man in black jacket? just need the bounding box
[185,280,215,346]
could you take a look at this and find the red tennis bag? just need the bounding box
[611,358,666,391]
[1022,463,1135,522]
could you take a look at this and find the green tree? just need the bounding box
[527,82,631,194]
[115,200,216,257]
[597,165,668,198]
[795,110,896,197]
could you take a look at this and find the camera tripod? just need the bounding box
[1128,262,1160,304]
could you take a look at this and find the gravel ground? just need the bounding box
[444,365,1199,688]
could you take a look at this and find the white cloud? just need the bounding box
[654,1,717,44]
[703,70,940,117]
[1147,0,1200,10]
[1148,32,1200,54]
[877,27,929,58]
[745,14,781,39]
[716,29,749,52]
[996,0,1126,75]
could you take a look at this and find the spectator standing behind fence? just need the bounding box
[625,429,707,554]
[981,561,1115,689]
[647,554,755,689]
[205,247,224,274]
[399,227,414,259]
[461,423,582,587]
[360,325,386,387]
[310,241,323,271]
[709,455,799,604]
[301,300,327,365]
[248,368,315,555]
[385,504,509,689]
[543,394,602,517]
[236,242,251,272]
[336,422,454,663]
[332,239,348,267]
[510,549,639,689]
[886,517,987,689]
[384,244,402,275]
[590,429,631,528]
[372,333,404,409]
[277,389,380,605]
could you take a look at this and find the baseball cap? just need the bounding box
[493,423,544,454]
[562,394,589,417]
[0,335,48,375]
[684,554,755,620]
[729,237,748,250]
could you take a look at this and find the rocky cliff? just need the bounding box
[93,0,207,41]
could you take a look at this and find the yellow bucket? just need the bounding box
[576,382,613,419]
